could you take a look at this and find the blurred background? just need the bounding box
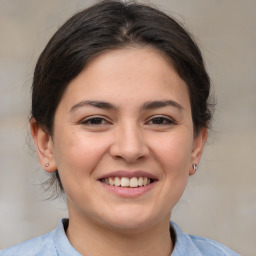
[0,0,255,255]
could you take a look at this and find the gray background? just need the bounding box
[0,0,255,255]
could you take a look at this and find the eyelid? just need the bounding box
[80,115,112,125]
[145,115,176,125]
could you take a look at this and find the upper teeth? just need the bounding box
[103,177,151,188]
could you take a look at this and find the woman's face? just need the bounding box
[39,47,206,230]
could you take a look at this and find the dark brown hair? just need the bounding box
[31,0,213,195]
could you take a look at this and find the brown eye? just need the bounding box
[147,116,175,125]
[81,117,109,125]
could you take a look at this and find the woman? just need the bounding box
[0,0,239,255]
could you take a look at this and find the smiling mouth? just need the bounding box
[100,177,155,188]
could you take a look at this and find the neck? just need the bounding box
[66,211,173,256]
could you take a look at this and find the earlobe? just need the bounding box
[30,119,57,173]
[189,128,208,175]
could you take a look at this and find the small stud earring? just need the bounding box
[192,163,198,172]
[45,163,49,167]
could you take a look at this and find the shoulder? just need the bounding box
[0,231,57,256]
[171,222,240,256]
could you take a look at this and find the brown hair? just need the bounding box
[31,0,213,195]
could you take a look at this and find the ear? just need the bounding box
[30,119,57,173]
[189,128,208,175]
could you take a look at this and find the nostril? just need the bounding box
[109,132,149,162]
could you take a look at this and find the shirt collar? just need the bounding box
[171,221,203,256]
[53,218,202,256]
[54,219,82,256]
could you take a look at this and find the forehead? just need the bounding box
[57,47,190,111]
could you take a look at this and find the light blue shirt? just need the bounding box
[0,219,240,255]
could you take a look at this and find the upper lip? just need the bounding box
[98,170,158,180]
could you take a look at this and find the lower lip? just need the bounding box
[99,181,156,198]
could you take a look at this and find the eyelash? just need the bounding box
[146,115,176,126]
[80,115,176,127]
[80,116,110,126]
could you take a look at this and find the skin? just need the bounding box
[31,47,207,256]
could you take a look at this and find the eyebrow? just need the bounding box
[70,100,116,112]
[69,99,184,113]
[141,100,184,111]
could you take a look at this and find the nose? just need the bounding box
[109,123,149,163]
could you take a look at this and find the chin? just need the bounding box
[106,219,152,233]
[99,207,162,233]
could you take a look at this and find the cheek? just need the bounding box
[145,132,194,216]
[52,130,110,187]
[150,130,194,172]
